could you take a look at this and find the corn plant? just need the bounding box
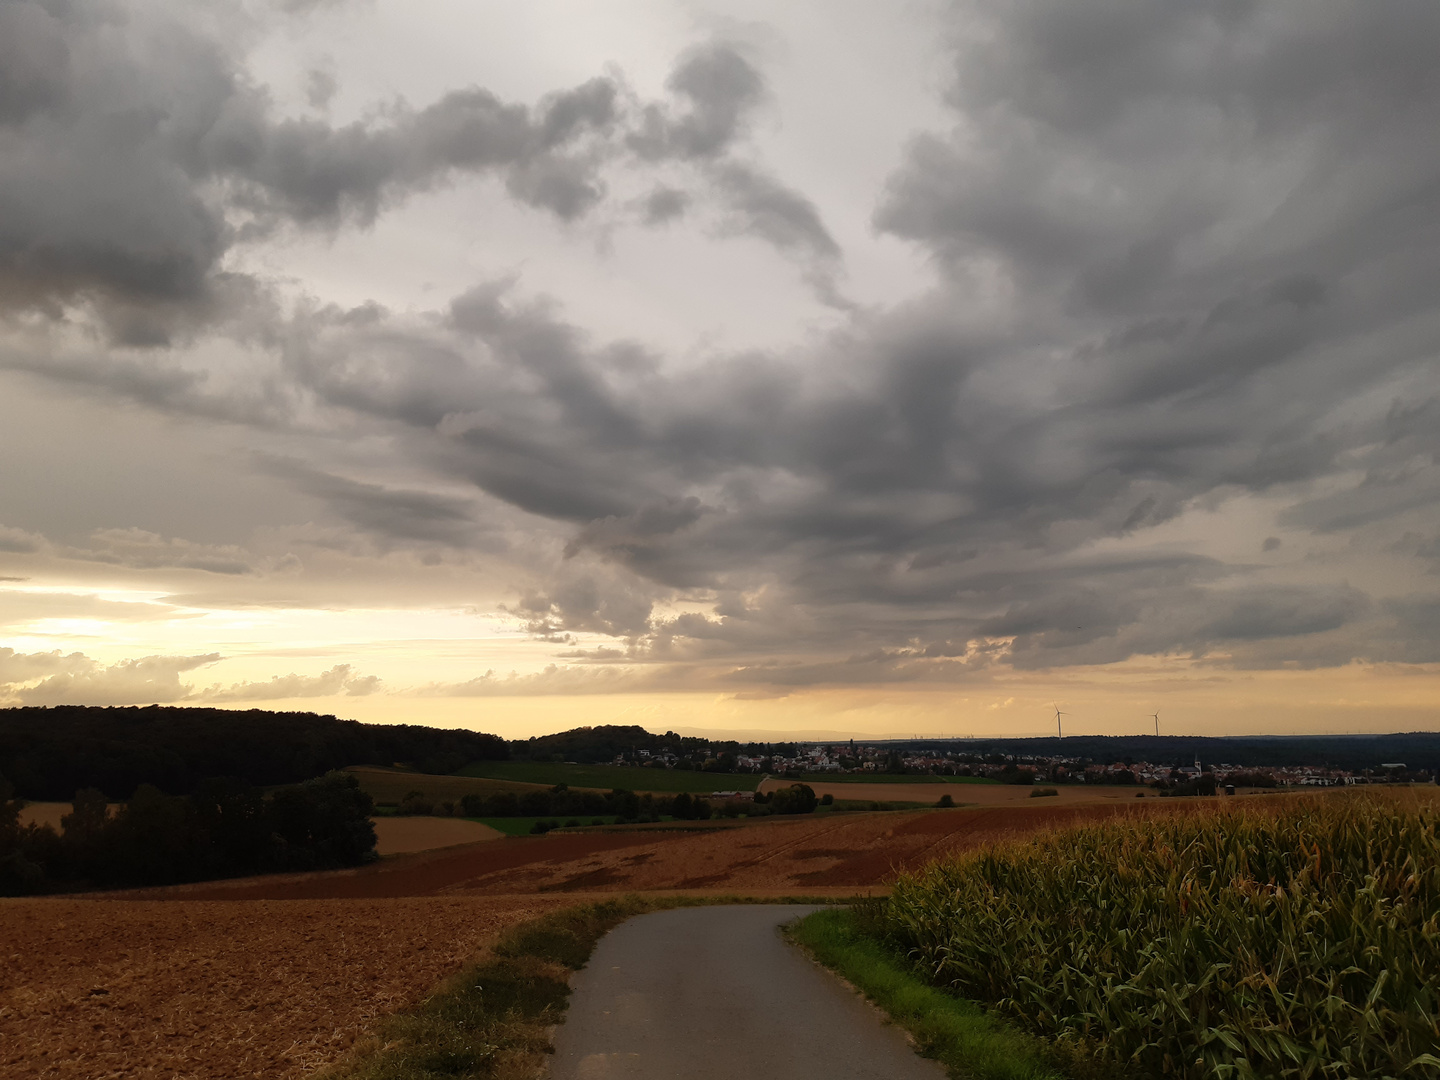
[885,793,1440,1079]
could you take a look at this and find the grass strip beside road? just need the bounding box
[321,894,844,1080]
[788,907,1065,1080]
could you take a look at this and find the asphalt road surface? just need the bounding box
[548,905,947,1079]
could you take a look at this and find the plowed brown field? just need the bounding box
[1,895,568,1080]
[7,798,1222,1079]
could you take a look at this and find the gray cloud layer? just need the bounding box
[3,0,1439,695]
[0,7,833,343]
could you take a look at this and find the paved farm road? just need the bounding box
[548,905,946,1079]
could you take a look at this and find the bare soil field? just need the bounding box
[0,894,569,1080]
[371,816,504,855]
[158,798,1214,901]
[17,802,73,831]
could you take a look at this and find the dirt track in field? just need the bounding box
[7,799,1212,1079]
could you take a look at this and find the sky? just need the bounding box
[1,0,1439,740]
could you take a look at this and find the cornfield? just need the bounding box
[885,793,1440,1079]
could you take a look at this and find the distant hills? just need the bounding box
[510,724,712,764]
[879,733,1440,773]
[0,706,507,800]
[5,707,1436,803]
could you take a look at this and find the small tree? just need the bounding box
[769,784,818,815]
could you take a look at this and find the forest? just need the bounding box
[0,705,508,799]
[1,770,377,895]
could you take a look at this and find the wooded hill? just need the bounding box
[0,706,507,800]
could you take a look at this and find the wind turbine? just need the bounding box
[1053,702,1067,738]
[1150,711,1160,737]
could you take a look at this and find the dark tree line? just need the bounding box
[1,771,376,896]
[444,786,717,822]
[390,782,822,823]
[421,782,820,822]
[0,706,508,799]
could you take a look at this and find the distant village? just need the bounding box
[611,740,1434,794]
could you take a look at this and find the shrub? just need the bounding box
[397,790,435,816]
[936,794,955,808]
[1028,787,1058,798]
[769,784,818,815]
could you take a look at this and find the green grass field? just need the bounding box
[813,773,1000,785]
[459,760,762,793]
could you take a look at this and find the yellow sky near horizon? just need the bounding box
[2,575,1439,740]
[2,569,1438,741]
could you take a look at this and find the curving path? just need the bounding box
[548,905,945,1079]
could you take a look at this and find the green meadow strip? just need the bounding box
[789,907,1066,1080]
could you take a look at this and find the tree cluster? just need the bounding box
[509,724,778,770]
[512,725,698,764]
[394,782,824,823]
[754,783,818,814]
[1,771,376,895]
[0,706,508,799]
[441,785,716,823]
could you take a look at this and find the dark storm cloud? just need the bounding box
[0,6,830,342]
[639,186,689,225]
[712,163,839,262]
[625,42,844,294]
[4,0,1440,686]
[0,524,43,554]
[0,0,623,334]
[259,458,483,548]
[629,41,766,161]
